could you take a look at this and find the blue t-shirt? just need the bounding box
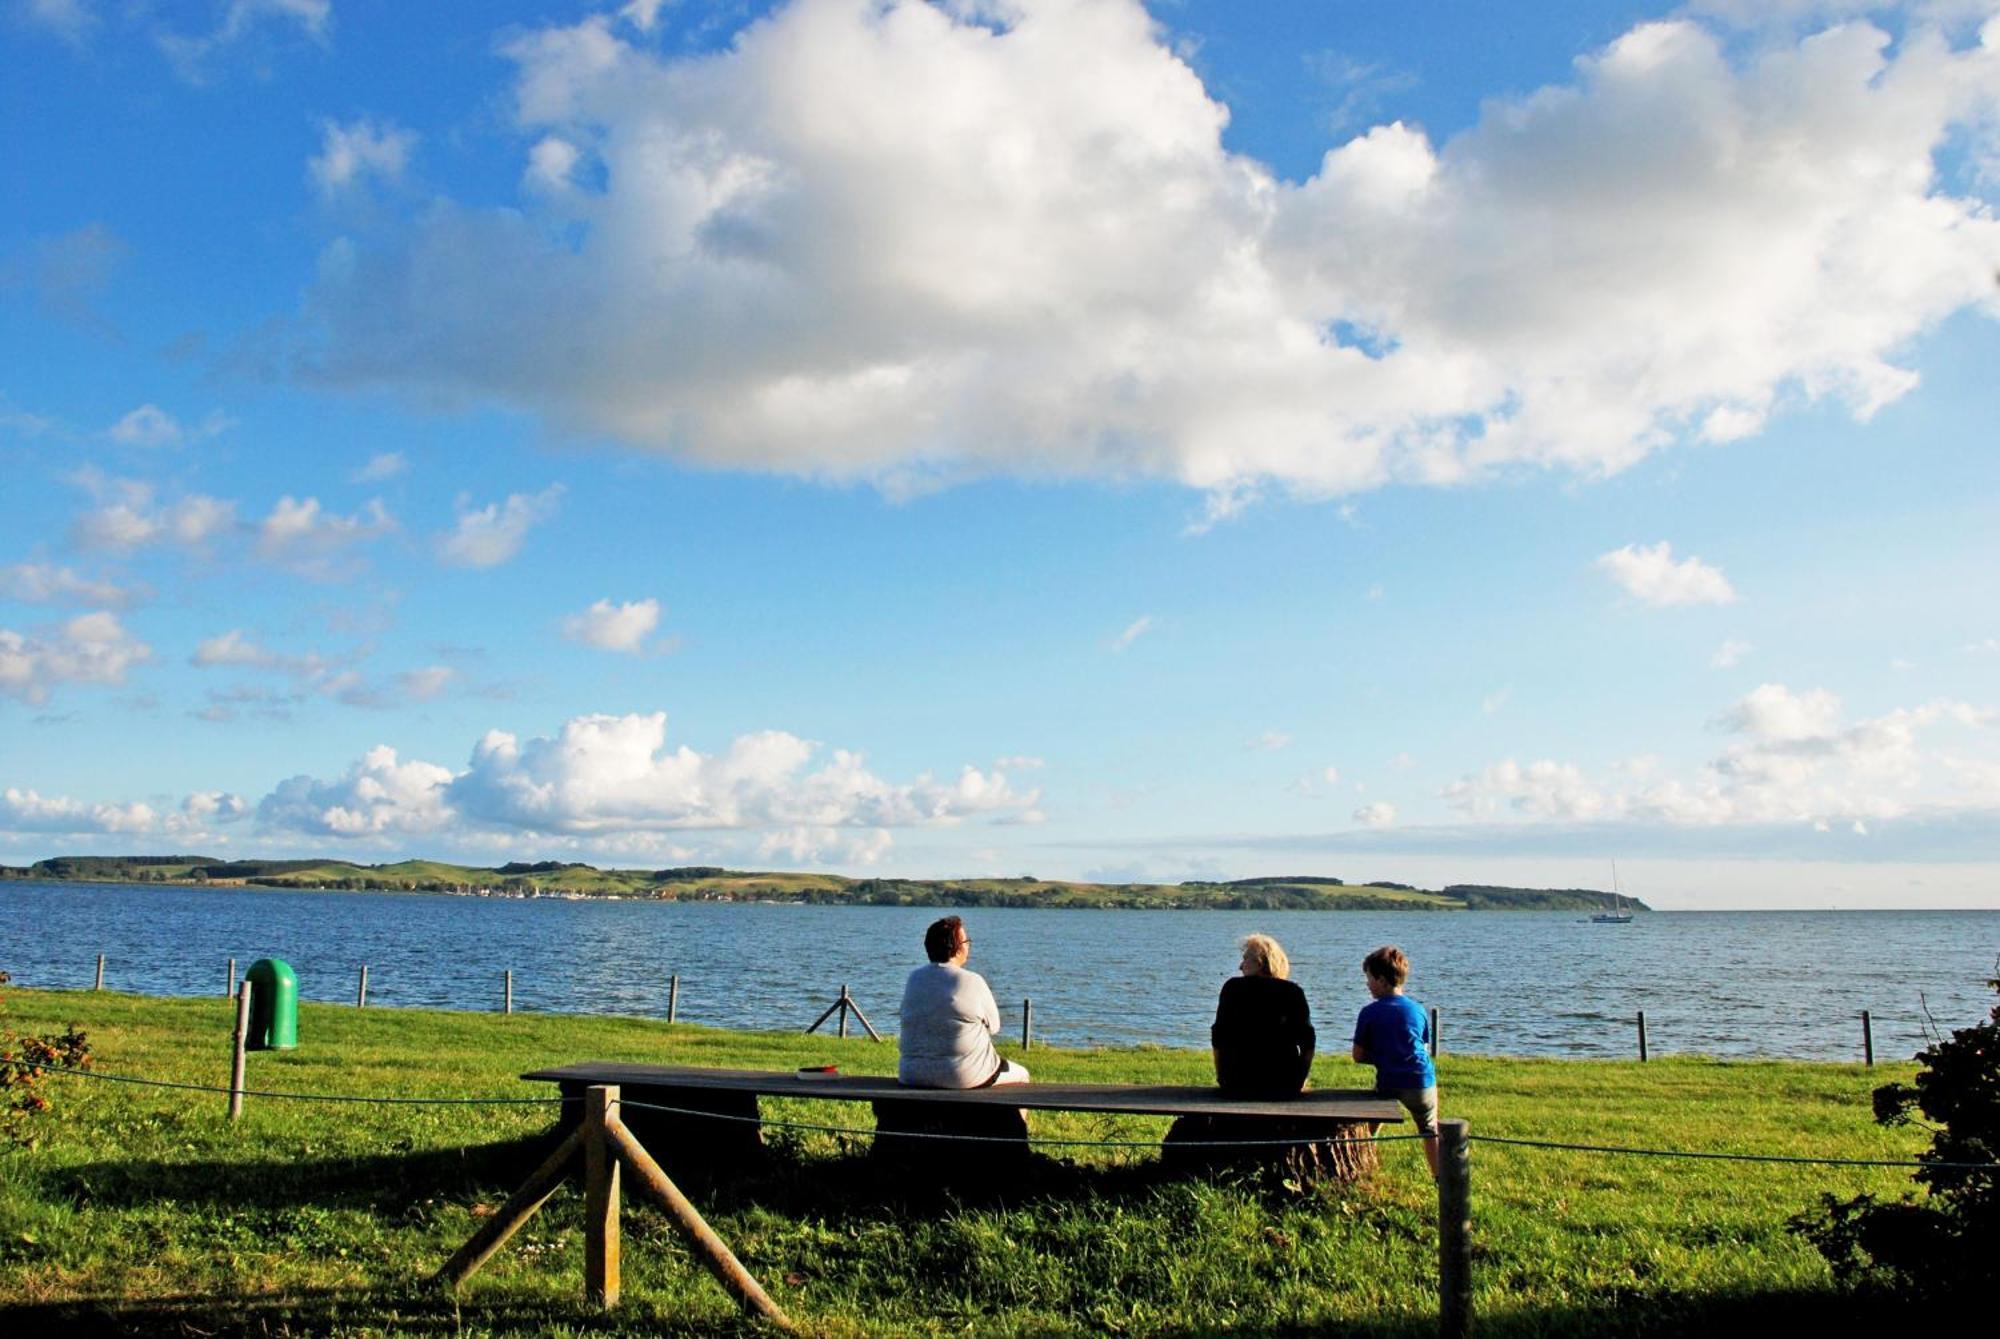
[1353,994,1435,1089]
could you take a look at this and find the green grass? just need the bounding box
[0,987,1936,1335]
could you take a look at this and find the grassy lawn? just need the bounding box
[0,986,1938,1336]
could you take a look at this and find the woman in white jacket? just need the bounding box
[897,915,1031,1088]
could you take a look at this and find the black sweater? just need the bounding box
[1210,974,1316,1098]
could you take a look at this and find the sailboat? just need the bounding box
[1592,860,1634,923]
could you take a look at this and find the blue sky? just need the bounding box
[4,0,1998,907]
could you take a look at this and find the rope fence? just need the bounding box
[27,1061,571,1106]
[25,1054,1999,1339]
[26,1061,1998,1169]
[31,955,1964,1064]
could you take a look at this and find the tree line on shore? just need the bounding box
[0,854,1645,912]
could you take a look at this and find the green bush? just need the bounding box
[1793,964,1998,1299]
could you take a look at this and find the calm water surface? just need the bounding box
[2,881,1995,1060]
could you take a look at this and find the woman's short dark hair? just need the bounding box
[924,915,966,963]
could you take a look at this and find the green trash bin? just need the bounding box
[245,958,298,1051]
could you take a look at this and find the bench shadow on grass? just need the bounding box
[0,1290,765,1338]
[32,1135,1937,1337]
[0,1284,1929,1339]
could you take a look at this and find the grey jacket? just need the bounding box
[897,962,1003,1088]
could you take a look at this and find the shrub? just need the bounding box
[1792,964,1999,1300]
[1,1022,93,1145]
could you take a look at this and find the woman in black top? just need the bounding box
[1210,934,1315,1098]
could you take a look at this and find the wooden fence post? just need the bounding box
[1861,1010,1873,1066]
[357,965,369,1008]
[807,986,882,1042]
[228,980,253,1122]
[1023,997,1033,1051]
[1430,1006,1442,1055]
[584,1084,621,1308]
[94,954,105,990]
[226,957,236,998]
[434,1128,582,1289]
[1636,1010,1649,1062]
[505,970,514,1015]
[1437,1118,1472,1339]
[668,974,680,1025]
[604,1110,797,1330]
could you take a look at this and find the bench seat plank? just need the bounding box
[523,1062,1405,1123]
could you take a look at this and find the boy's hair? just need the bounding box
[1362,944,1409,987]
[924,915,966,963]
[1240,933,1290,980]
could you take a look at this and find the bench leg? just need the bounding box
[869,1099,1031,1173]
[1161,1115,1382,1183]
[613,1086,765,1179]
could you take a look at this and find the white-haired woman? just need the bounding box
[1210,933,1316,1098]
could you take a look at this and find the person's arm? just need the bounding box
[1351,1008,1370,1064]
[974,974,1001,1035]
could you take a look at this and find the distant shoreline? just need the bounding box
[0,856,1644,912]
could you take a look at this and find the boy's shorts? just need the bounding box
[1382,1085,1439,1136]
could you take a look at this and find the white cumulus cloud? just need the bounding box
[70,475,237,552]
[0,563,137,607]
[0,611,152,703]
[437,486,564,568]
[1353,800,1399,829]
[300,2,2000,505]
[1444,684,2000,830]
[0,785,249,839]
[310,118,417,195]
[350,451,407,483]
[1712,638,1753,668]
[1597,541,1738,606]
[106,404,183,447]
[257,495,395,574]
[449,712,1041,834]
[257,745,457,837]
[251,710,1044,842]
[561,597,662,653]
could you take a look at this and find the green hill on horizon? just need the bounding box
[0,854,1648,912]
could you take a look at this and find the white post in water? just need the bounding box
[505,969,514,1015]
[357,964,369,1008]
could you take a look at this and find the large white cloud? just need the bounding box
[0,611,152,703]
[257,745,458,837]
[0,786,246,837]
[1445,683,2000,828]
[449,712,1039,833]
[301,1,2000,502]
[249,710,1041,842]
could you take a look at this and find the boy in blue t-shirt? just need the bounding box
[1351,944,1440,1177]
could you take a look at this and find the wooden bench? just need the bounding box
[524,1062,1406,1181]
